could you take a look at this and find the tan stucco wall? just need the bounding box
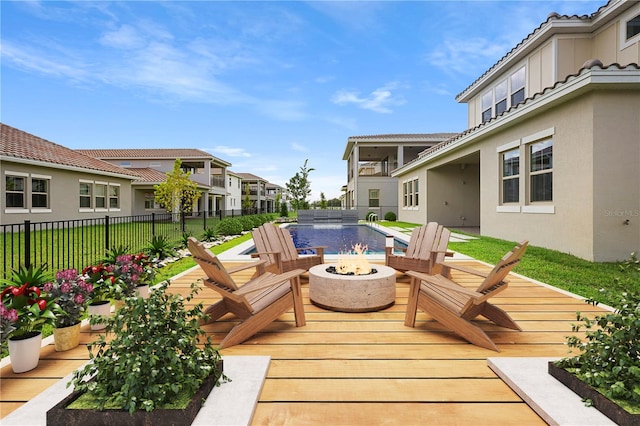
[1,162,133,224]
[591,91,640,261]
[426,163,480,228]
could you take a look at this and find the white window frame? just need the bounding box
[109,184,121,210]
[94,181,108,211]
[510,66,526,107]
[481,91,493,123]
[523,128,555,214]
[79,180,94,212]
[4,171,29,213]
[30,173,51,212]
[620,3,640,50]
[402,177,419,209]
[494,79,508,116]
[368,189,380,208]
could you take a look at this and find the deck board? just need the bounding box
[0,260,608,423]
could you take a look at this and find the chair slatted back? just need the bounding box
[405,222,438,259]
[476,241,529,293]
[254,223,299,262]
[433,226,452,265]
[187,237,239,292]
[252,225,280,267]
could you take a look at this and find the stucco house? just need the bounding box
[78,149,231,216]
[393,0,640,261]
[235,173,282,213]
[1,123,139,224]
[342,133,457,220]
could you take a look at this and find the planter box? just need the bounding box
[548,361,640,426]
[47,360,223,426]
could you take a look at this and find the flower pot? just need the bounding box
[8,331,42,373]
[87,301,111,331]
[53,322,81,352]
[135,284,150,299]
[112,299,125,311]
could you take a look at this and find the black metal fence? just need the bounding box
[0,208,257,279]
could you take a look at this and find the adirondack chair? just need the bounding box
[385,222,453,275]
[251,223,325,274]
[404,241,529,352]
[187,237,306,348]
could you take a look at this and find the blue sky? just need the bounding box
[1,0,604,201]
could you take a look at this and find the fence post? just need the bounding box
[24,220,31,268]
[104,215,110,251]
[181,212,186,234]
[203,210,207,231]
[152,212,156,236]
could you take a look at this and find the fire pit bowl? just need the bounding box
[308,263,396,312]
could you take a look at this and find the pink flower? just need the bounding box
[60,282,72,294]
[74,294,84,304]
[43,282,53,292]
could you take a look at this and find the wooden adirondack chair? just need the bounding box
[385,222,453,275]
[251,223,325,274]
[187,237,306,348]
[404,241,529,352]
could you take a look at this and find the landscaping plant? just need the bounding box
[44,269,93,328]
[555,253,640,408]
[69,281,225,414]
[144,235,177,260]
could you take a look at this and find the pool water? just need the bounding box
[250,224,406,255]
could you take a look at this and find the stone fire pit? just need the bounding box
[308,263,396,312]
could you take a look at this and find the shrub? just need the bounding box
[384,211,397,221]
[366,211,377,221]
[236,216,255,232]
[144,235,177,260]
[280,202,289,217]
[202,227,218,242]
[180,231,193,248]
[216,218,243,236]
[70,281,225,413]
[555,253,640,405]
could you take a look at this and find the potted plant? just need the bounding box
[44,269,93,351]
[0,264,61,373]
[109,253,157,300]
[550,253,640,424]
[82,263,118,331]
[48,281,225,424]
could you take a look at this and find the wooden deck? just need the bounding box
[0,260,608,424]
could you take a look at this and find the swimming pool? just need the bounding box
[243,224,407,255]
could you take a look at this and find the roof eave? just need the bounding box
[0,156,138,180]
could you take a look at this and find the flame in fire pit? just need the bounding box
[335,243,372,275]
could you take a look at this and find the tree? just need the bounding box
[154,159,201,215]
[319,192,327,209]
[286,159,314,211]
[242,183,252,211]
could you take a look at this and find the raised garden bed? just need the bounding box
[47,360,223,426]
[548,361,639,426]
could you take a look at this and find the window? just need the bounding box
[627,14,640,40]
[495,80,508,115]
[529,139,553,202]
[510,67,526,106]
[119,161,131,168]
[368,189,379,208]
[79,182,92,208]
[481,91,492,123]
[95,183,107,208]
[501,149,519,203]
[402,178,419,208]
[109,185,120,208]
[6,175,25,208]
[31,178,49,208]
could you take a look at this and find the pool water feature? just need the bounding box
[243,224,407,255]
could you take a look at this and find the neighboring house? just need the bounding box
[393,0,640,262]
[236,173,280,213]
[225,170,243,213]
[1,123,139,224]
[342,134,457,220]
[77,149,231,216]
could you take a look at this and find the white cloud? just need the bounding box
[290,142,306,152]
[426,37,512,76]
[99,24,146,50]
[331,82,405,114]
[211,146,251,158]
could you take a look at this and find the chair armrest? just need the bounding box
[237,269,306,295]
[226,259,268,275]
[438,262,489,278]
[295,246,327,253]
[405,270,481,298]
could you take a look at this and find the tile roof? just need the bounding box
[347,133,458,142]
[455,0,619,101]
[128,168,168,183]
[76,148,215,159]
[0,123,139,178]
[236,173,267,181]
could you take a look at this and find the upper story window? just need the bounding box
[402,178,419,208]
[627,14,640,40]
[481,91,493,123]
[119,161,131,168]
[480,66,526,123]
[6,175,26,208]
[510,67,526,106]
[501,149,520,203]
[529,139,553,202]
[495,80,508,116]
